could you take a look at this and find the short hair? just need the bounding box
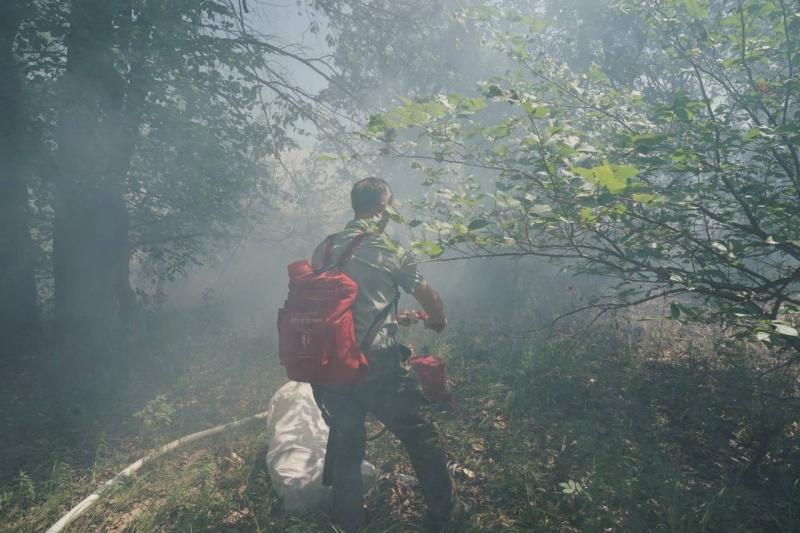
[351,177,393,215]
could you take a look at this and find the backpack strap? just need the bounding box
[320,232,371,271]
[335,232,371,269]
[321,231,400,351]
[321,235,335,267]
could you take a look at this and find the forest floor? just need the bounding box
[1,306,799,532]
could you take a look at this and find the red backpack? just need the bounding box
[277,233,394,385]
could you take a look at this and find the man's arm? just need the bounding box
[412,282,447,333]
[393,244,446,332]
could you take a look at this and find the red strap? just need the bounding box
[322,232,370,270]
[322,235,335,266]
[336,233,370,268]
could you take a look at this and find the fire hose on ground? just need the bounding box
[45,408,389,533]
[46,410,271,533]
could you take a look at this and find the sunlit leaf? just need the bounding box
[774,324,799,337]
[742,128,763,141]
[631,193,661,203]
[414,241,444,258]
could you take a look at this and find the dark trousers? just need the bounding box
[313,343,454,532]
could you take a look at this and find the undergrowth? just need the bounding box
[1,309,799,531]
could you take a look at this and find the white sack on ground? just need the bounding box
[265,381,377,513]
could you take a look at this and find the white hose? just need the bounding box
[46,410,270,533]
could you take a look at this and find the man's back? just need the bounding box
[311,218,422,348]
[309,177,457,533]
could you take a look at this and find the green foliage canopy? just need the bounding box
[366,0,800,353]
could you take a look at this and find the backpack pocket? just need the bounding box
[278,309,330,382]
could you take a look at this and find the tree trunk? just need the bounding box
[53,0,140,353]
[0,2,40,357]
[53,187,131,348]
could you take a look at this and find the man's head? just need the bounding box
[351,177,393,219]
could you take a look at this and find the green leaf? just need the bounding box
[571,167,594,180]
[631,134,667,153]
[774,323,799,337]
[522,101,550,118]
[467,218,491,231]
[742,128,763,141]
[377,236,400,254]
[594,165,627,193]
[631,193,660,203]
[384,205,405,224]
[414,240,444,258]
[559,480,582,495]
[684,0,708,19]
[613,165,638,181]
[446,93,487,114]
[480,83,505,99]
[365,114,396,140]
[711,242,728,254]
[580,207,598,224]
[453,223,468,235]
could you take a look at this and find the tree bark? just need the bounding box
[53,0,141,351]
[0,2,40,356]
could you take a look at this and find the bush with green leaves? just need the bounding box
[367,0,800,360]
[134,394,175,444]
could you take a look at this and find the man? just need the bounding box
[311,177,461,532]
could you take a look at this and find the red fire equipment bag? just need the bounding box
[277,234,371,385]
[409,354,454,409]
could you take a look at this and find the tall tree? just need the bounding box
[52,0,137,347]
[47,0,350,353]
[0,1,40,355]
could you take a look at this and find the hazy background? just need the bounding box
[3,1,798,531]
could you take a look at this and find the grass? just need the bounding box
[1,307,799,531]
[443,325,800,532]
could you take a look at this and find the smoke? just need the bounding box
[155,0,603,341]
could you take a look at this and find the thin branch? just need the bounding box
[133,232,204,247]
[737,0,777,125]
[778,0,794,125]
[419,250,582,264]
[507,288,687,337]
[225,36,354,98]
